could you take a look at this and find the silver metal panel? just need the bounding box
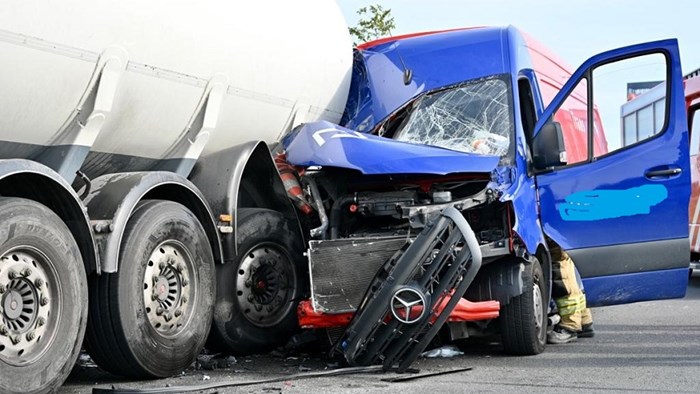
[309,236,407,313]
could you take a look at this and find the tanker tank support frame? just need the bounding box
[34,46,128,183]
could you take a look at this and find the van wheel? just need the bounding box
[208,208,303,355]
[86,200,215,378]
[500,257,547,355]
[0,198,87,394]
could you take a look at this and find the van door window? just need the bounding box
[593,53,668,158]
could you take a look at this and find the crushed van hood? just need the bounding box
[283,121,500,175]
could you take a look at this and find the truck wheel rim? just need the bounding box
[143,241,195,337]
[236,243,296,328]
[0,247,59,366]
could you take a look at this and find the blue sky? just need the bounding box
[338,0,700,74]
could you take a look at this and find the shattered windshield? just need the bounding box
[392,77,512,156]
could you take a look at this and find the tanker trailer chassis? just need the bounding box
[0,0,354,389]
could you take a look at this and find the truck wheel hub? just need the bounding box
[0,247,57,366]
[155,277,171,302]
[237,243,294,328]
[250,265,278,303]
[143,241,194,336]
[3,287,29,321]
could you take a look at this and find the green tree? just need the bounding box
[348,4,396,46]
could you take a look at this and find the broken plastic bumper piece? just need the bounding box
[331,206,484,372]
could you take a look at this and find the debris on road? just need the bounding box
[420,345,465,358]
[193,354,238,371]
[381,367,473,383]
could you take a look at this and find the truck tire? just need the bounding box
[500,257,547,355]
[208,208,303,355]
[0,197,87,394]
[85,200,215,378]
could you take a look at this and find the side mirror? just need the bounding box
[533,121,567,170]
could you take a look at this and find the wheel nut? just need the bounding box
[151,293,159,301]
[0,325,7,335]
[40,296,49,306]
[10,335,21,345]
[37,317,46,327]
[176,264,185,272]
[34,278,43,289]
[156,307,164,316]
[159,262,166,269]
[26,332,35,341]
[8,270,17,279]
[181,296,188,304]
[21,268,32,277]
[247,295,254,302]
[245,280,252,288]
[164,313,172,322]
[255,304,263,312]
[181,278,189,287]
[174,309,182,317]
[0,284,5,293]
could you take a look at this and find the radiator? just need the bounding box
[308,236,408,313]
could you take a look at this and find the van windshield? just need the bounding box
[392,77,512,156]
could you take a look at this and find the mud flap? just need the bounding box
[333,206,483,372]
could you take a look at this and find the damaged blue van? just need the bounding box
[212,26,691,368]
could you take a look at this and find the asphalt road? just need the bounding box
[60,272,700,394]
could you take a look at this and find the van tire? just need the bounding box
[500,257,547,355]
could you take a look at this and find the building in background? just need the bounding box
[621,68,700,147]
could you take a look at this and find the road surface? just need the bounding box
[60,272,700,394]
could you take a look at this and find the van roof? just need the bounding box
[344,26,573,131]
[344,26,518,130]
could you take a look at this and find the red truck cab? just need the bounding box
[686,73,700,262]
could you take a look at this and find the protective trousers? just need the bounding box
[549,243,593,332]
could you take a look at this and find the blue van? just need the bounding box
[211,26,690,369]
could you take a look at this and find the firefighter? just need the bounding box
[547,240,595,344]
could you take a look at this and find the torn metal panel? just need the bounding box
[308,236,408,313]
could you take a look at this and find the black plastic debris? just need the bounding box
[333,207,483,372]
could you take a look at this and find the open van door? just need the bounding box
[531,39,690,306]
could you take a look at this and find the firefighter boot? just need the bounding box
[547,325,578,344]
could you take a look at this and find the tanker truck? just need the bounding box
[0,1,352,392]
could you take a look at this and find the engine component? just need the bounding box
[305,176,329,238]
[355,191,417,218]
[431,190,452,203]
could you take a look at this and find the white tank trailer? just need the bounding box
[0,1,352,392]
